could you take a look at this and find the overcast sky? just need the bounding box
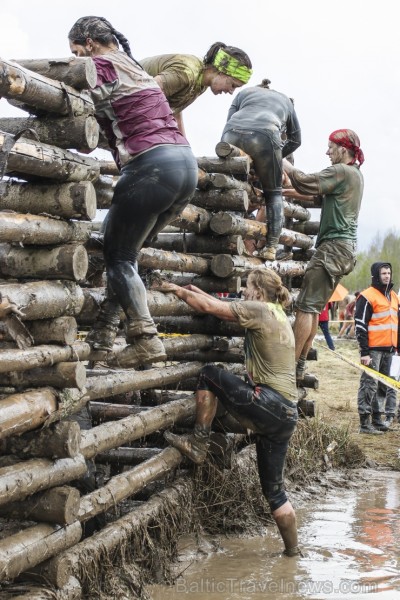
[1,0,399,251]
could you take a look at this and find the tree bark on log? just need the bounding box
[95,447,162,465]
[0,455,87,506]
[215,141,250,159]
[5,576,82,600]
[139,247,210,275]
[0,131,99,182]
[169,203,211,234]
[0,58,94,116]
[0,180,97,220]
[79,447,182,521]
[0,486,80,525]
[291,220,320,235]
[26,317,78,346]
[159,273,241,294]
[0,520,82,582]
[0,213,92,245]
[93,175,116,208]
[0,115,99,152]
[90,403,147,423]
[37,480,192,589]
[0,243,88,282]
[191,188,249,212]
[98,160,119,176]
[210,254,308,278]
[13,57,97,90]
[0,387,58,440]
[155,315,243,336]
[209,212,314,249]
[3,421,81,459]
[0,362,86,390]
[0,281,84,321]
[153,232,245,255]
[197,155,250,175]
[167,349,244,363]
[0,341,90,374]
[197,170,252,193]
[81,395,197,458]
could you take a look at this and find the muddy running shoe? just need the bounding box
[359,414,383,435]
[85,323,119,352]
[164,431,208,465]
[256,246,276,261]
[126,334,167,364]
[384,415,395,429]
[275,248,293,261]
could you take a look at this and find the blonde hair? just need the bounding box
[248,269,291,307]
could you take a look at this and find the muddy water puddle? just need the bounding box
[148,470,400,599]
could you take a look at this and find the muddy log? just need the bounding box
[210,254,308,278]
[0,180,97,220]
[0,521,82,582]
[139,247,210,275]
[0,486,80,525]
[90,403,147,422]
[79,447,182,521]
[0,213,92,246]
[209,212,314,249]
[98,159,119,176]
[153,232,245,255]
[191,188,249,212]
[0,243,88,282]
[6,577,82,599]
[155,315,243,336]
[0,455,87,507]
[167,349,244,363]
[161,272,241,294]
[215,141,250,159]
[282,200,311,222]
[0,58,94,116]
[0,341,90,374]
[169,203,211,234]
[81,394,197,458]
[93,174,117,208]
[3,421,81,459]
[0,387,58,440]
[12,56,97,90]
[197,155,250,175]
[0,281,84,321]
[0,362,86,390]
[25,317,78,346]
[291,220,320,235]
[39,480,192,589]
[95,447,162,465]
[197,170,253,193]
[0,114,99,152]
[0,131,99,182]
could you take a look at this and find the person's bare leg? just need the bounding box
[273,500,301,556]
[293,310,319,380]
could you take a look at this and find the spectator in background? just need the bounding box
[318,303,335,350]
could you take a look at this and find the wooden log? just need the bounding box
[0,131,99,182]
[0,243,88,282]
[167,349,244,363]
[0,387,58,440]
[0,362,86,390]
[209,212,314,249]
[297,373,319,389]
[13,56,97,89]
[4,576,82,599]
[155,315,243,336]
[210,254,308,278]
[95,447,162,465]
[0,521,82,582]
[169,203,211,234]
[90,403,147,422]
[162,273,241,294]
[38,480,192,589]
[191,188,249,211]
[81,394,197,458]
[282,200,311,222]
[93,174,116,208]
[3,421,81,459]
[291,220,320,235]
[0,114,99,152]
[139,247,210,275]
[197,155,250,175]
[0,213,92,245]
[0,486,80,525]
[0,455,87,506]
[0,281,84,321]
[197,170,252,193]
[0,58,94,116]
[98,160,119,176]
[26,317,78,345]
[0,180,97,220]
[153,232,245,255]
[0,341,90,374]
[79,447,182,521]
[215,141,250,159]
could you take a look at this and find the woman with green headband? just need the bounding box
[140,42,252,136]
[221,79,302,261]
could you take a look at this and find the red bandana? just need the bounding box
[329,129,364,167]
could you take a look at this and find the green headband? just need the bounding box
[212,48,252,84]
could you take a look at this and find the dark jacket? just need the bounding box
[355,262,400,356]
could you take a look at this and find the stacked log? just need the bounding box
[0,57,321,595]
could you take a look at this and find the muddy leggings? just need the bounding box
[221,128,284,249]
[197,364,298,511]
[97,145,198,337]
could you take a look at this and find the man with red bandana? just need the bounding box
[283,129,364,381]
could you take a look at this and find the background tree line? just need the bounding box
[342,229,400,294]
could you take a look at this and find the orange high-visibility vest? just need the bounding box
[361,287,399,348]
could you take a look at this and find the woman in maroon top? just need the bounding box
[68,16,198,363]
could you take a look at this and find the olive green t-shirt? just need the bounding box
[288,164,363,246]
[230,300,297,403]
[140,54,206,113]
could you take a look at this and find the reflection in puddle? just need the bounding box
[148,471,400,599]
